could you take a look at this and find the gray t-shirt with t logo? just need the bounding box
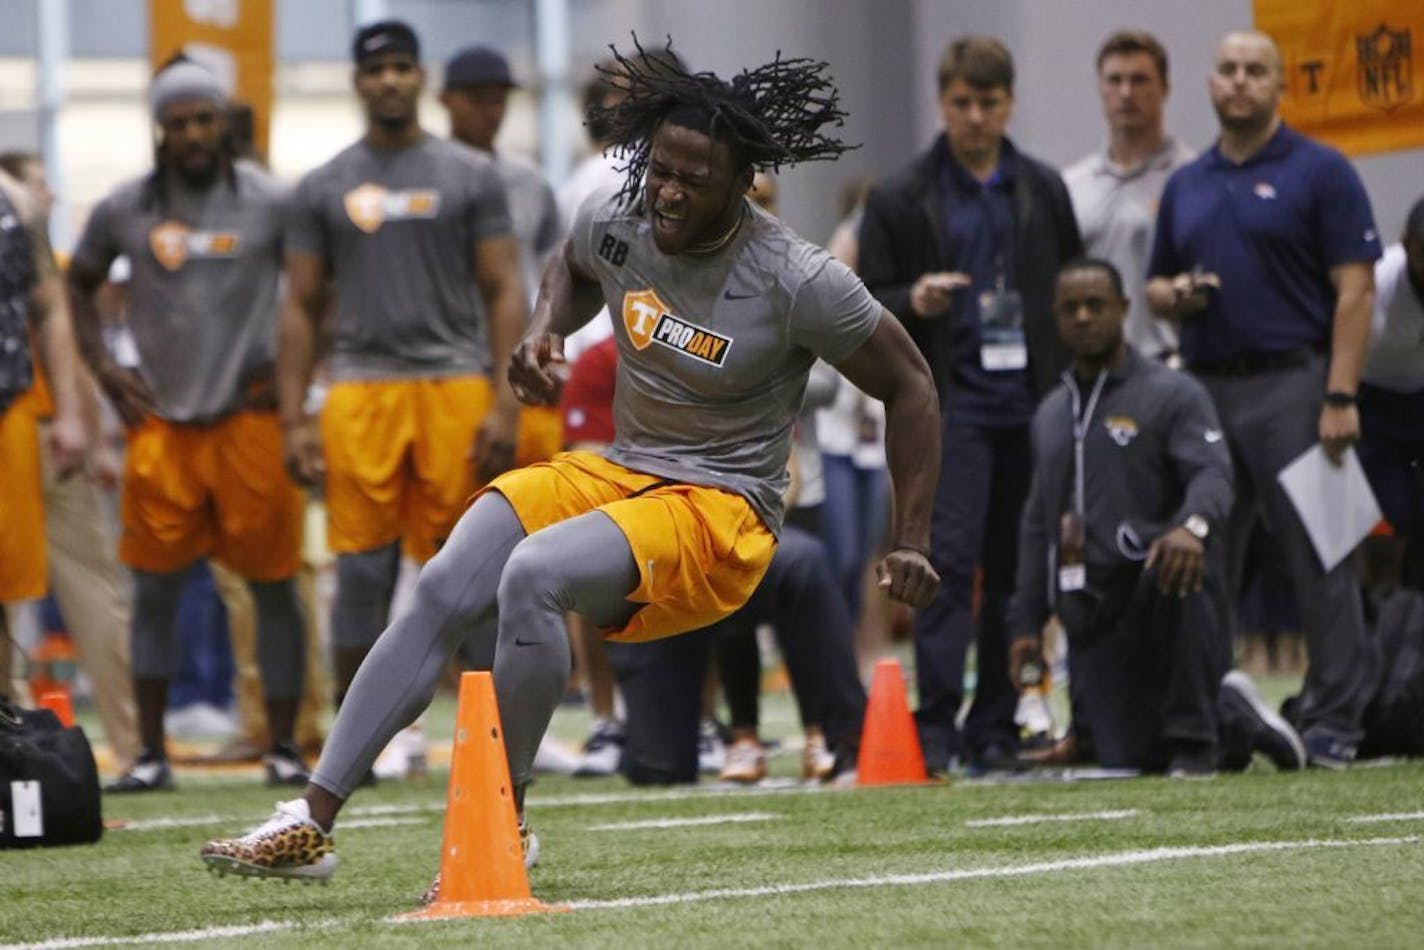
[72,161,285,423]
[569,192,881,533]
[287,134,512,381]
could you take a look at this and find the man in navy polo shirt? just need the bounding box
[859,36,1082,773]
[1147,30,1381,768]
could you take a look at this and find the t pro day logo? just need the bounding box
[343,182,440,234]
[148,221,241,271]
[622,289,732,367]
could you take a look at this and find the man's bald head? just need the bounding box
[1217,31,1283,77]
[1209,30,1284,134]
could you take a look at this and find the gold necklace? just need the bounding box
[683,206,745,256]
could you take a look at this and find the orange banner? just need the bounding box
[1254,0,1424,157]
[149,0,275,160]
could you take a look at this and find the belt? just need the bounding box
[1188,345,1318,378]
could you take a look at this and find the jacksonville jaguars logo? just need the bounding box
[1104,415,1138,447]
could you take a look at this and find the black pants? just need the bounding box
[913,418,1029,766]
[1062,569,1248,771]
[611,526,866,784]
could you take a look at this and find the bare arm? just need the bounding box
[277,249,329,486]
[833,310,941,607]
[27,218,85,474]
[1319,260,1374,463]
[509,239,605,405]
[470,233,528,481]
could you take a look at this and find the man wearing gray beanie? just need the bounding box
[66,56,311,792]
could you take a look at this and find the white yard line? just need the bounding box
[2,921,296,949]
[112,812,429,832]
[965,809,1140,828]
[1345,811,1424,824]
[589,812,779,831]
[338,817,428,830]
[113,780,831,834]
[110,815,228,831]
[5,833,1418,947]
[564,834,1423,910]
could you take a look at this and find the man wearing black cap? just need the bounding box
[442,46,561,314]
[274,21,527,711]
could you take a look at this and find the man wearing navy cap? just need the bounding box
[1147,30,1382,768]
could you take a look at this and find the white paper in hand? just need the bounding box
[1275,445,1382,572]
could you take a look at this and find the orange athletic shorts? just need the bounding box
[0,401,45,601]
[488,451,776,643]
[321,376,564,563]
[120,411,303,580]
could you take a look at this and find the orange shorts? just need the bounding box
[0,402,45,601]
[120,412,304,580]
[321,376,564,562]
[488,451,776,643]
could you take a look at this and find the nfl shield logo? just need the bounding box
[1356,24,1414,113]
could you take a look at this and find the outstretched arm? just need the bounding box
[833,310,941,607]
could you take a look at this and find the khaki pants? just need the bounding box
[40,422,141,767]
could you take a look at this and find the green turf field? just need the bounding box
[4,683,1424,949]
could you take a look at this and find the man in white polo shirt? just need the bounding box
[1065,30,1194,363]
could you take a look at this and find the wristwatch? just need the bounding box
[1323,391,1357,408]
[1182,514,1210,541]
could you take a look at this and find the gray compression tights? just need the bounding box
[310,492,639,799]
[130,566,305,699]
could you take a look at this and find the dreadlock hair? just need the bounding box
[591,36,856,208]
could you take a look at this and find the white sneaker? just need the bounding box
[698,719,726,774]
[575,718,625,777]
[719,738,767,784]
[373,723,428,780]
[801,731,837,782]
[1015,686,1056,748]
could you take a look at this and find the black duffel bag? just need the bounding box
[0,700,103,848]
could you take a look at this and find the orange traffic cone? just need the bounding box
[400,672,567,920]
[857,658,930,786]
[37,686,75,728]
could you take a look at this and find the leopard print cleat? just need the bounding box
[200,799,337,883]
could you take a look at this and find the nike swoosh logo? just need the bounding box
[723,290,757,300]
[514,636,541,647]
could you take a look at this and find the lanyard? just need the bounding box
[1066,369,1108,516]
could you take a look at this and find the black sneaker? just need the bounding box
[106,754,176,793]
[1220,671,1306,771]
[264,742,311,787]
[966,741,1020,778]
[1304,732,1357,770]
[1166,741,1218,779]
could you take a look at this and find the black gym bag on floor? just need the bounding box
[0,700,103,848]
